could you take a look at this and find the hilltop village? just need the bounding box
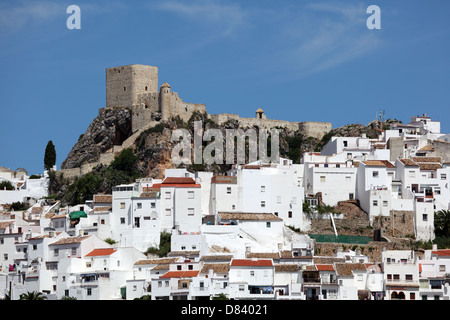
[1,65,450,301]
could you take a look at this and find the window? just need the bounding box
[239,285,245,292]
[33,244,37,250]
[101,219,105,225]
[320,176,326,183]
[266,222,271,228]
[373,200,378,207]
[439,265,446,272]
[187,191,194,199]
[71,247,77,255]
[373,171,379,178]
[165,192,171,199]
[158,281,162,288]
[393,274,400,281]
[423,214,428,221]
[409,171,415,178]
[343,141,348,147]
[261,186,265,192]
[87,288,92,296]
[410,293,415,300]
[177,265,182,270]
[441,174,447,180]
[120,202,125,209]
[261,201,265,208]
[349,193,354,200]
[54,249,59,257]
[227,187,231,194]
[137,203,142,209]
[383,201,388,207]
[165,281,169,287]
[120,217,125,224]
[188,208,194,216]
[165,209,171,216]
[405,274,413,281]
[288,211,292,218]
[250,271,255,277]
[3,254,8,260]
[151,202,156,208]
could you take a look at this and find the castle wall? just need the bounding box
[298,121,332,139]
[106,65,158,108]
[210,113,331,139]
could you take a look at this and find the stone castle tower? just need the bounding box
[106,64,206,133]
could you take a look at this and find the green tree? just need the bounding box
[44,140,56,171]
[435,210,450,237]
[20,291,47,300]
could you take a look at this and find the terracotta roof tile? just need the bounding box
[160,270,199,278]
[247,252,279,259]
[334,263,367,276]
[316,264,335,271]
[400,159,419,167]
[231,259,273,267]
[218,212,283,221]
[49,235,90,245]
[200,263,230,274]
[275,264,299,272]
[432,249,450,257]
[85,248,116,257]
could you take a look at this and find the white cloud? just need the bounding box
[153,0,247,37]
[0,1,64,36]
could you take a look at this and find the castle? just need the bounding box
[106,64,207,132]
[106,64,332,138]
[59,64,332,178]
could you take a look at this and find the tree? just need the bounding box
[434,210,450,237]
[44,140,56,171]
[20,291,47,300]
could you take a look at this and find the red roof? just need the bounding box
[85,248,116,257]
[316,264,335,271]
[231,259,273,267]
[160,177,201,188]
[432,249,450,257]
[160,270,200,278]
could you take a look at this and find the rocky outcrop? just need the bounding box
[61,107,132,169]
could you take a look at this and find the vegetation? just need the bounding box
[56,148,141,206]
[145,231,171,257]
[10,201,27,211]
[44,140,56,171]
[19,291,47,300]
[212,293,230,300]
[104,238,117,245]
[0,181,14,190]
[434,210,450,238]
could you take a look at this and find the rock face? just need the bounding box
[61,107,132,169]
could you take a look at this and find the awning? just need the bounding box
[69,211,87,219]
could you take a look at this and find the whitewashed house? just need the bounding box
[419,245,450,300]
[381,250,420,300]
[235,158,305,230]
[228,258,275,300]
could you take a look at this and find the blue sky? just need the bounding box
[0,0,449,174]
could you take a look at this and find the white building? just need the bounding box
[228,258,275,300]
[235,158,305,230]
[381,250,420,300]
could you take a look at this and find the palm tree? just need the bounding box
[19,291,47,300]
[434,210,450,237]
